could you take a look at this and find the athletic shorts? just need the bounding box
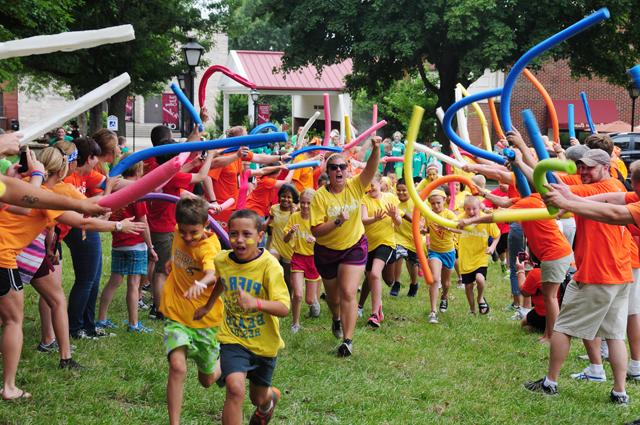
[314,235,368,280]
[164,319,220,374]
[629,268,640,316]
[496,233,508,255]
[461,267,488,285]
[365,244,396,271]
[151,232,173,274]
[428,249,455,270]
[525,309,546,332]
[290,253,320,281]
[111,249,148,276]
[541,253,573,283]
[217,343,277,388]
[0,267,23,297]
[396,245,418,267]
[554,280,631,340]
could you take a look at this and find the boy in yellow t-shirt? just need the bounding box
[457,196,500,315]
[426,190,461,324]
[160,197,223,425]
[197,209,290,425]
[391,178,421,297]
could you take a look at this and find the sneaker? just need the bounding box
[70,329,95,340]
[331,319,343,339]
[429,311,439,324]
[457,280,464,289]
[510,309,525,321]
[524,378,558,395]
[59,358,84,371]
[290,324,301,334]
[320,292,326,300]
[501,263,507,273]
[570,367,607,382]
[37,339,59,353]
[505,303,519,312]
[357,306,363,318]
[337,340,353,357]
[627,371,640,381]
[137,299,150,310]
[367,313,381,328]
[389,281,401,297]
[95,319,118,329]
[611,390,630,405]
[439,298,448,313]
[249,387,281,425]
[141,282,151,292]
[309,302,321,318]
[149,306,165,321]
[90,327,116,338]
[127,322,153,333]
[407,283,419,297]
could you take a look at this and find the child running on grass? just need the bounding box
[283,189,321,333]
[160,197,223,425]
[97,159,158,333]
[196,209,290,425]
[390,178,421,297]
[266,184,299,291]
[426,189,461,324]
[456,196,500,315]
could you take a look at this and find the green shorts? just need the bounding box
[164,320,220,374]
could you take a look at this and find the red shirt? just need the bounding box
[148,172,193,233]
[245,176,277,217]
[111,201,148,247]
[482,188,509,234]
[521,268,546,316]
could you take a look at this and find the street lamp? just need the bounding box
[250,89,260,128]
[629,83,640,132]
[180,38,205,135]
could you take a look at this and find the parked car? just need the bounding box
[610,132,640,168]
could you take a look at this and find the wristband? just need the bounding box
[256,299,263,311]
[194,280,207,289]
[516,270,525,275]
[31,171,45,179]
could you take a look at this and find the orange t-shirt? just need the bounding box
[209,156,241,204]
[626,192,640,204]
[63,170,105,197]
[51,182,85,241]
[571,178,632,284]
[0,206,64,268]
[245,176,277,217]
[510,195,572,262]
[627,203,640,232]
[558,174,582,186]
[292,156,314,193]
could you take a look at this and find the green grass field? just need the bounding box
[2,236,640,424]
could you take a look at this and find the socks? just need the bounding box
[259,399,273,413]
[589,363,605,376]
[343,338,352,344]
[612,389,627,397]
[543,376,558,388]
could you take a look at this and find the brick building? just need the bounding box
[465,59,635,146]
[0,88,19,131]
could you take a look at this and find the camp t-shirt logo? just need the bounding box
[327,202,359,219]
[222,275,266,339]
[174,249,201,276]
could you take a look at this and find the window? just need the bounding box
[612,135,630,150]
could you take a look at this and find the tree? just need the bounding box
[17,0,222,135]
[222,0,290,51]
[261,0,639,147]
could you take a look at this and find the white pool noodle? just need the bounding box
[436,107,464,163]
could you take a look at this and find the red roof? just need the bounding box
[552,99,619,128]
[234,50,352,91]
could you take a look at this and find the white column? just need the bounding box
[223,92,229,132]
[248,94,254,126]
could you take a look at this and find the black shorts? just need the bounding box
[0,268,23,297]
[217,344,277,388]
[461,267,488,285]
[496,233,508,255]
[525,309,546,332]
[365,244,396,271]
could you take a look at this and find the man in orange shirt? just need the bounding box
[525,149,632,405]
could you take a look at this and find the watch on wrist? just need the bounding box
[334,218,343,226]
[115,221,124,232]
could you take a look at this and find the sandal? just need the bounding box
[1,389,32,401]
[479,300,490,315]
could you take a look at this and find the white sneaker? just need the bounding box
[428,312,439,324]
[627,370,640,381]
[357,307,363,318]
[309,302,321,318]
[570,367,607,382]
[291,324,301,334]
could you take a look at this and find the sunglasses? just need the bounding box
[328,164,348,171]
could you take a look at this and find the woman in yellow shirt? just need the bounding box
[310,137,381,357]
[360,175,401,328]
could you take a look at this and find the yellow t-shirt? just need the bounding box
[395,199,416,251]
[427,209,458,253]
[283,211,314,256]
[454,191,469,215]
[268,204,293,260]
[457,214,500,274]
[362,192,399,252]
[215,249,291,357]
[310,177,366,250]
[160,230,223,328]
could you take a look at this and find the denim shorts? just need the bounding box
[111,249,148,276]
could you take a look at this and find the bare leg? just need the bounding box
[441,267,452,300]
[541,282,560,342]
[628,314,640,361]
[322,277,340,320]
[222,372,247,425]
[368,258,385,316]
[38,296,55,344]
[152,272,167,309]
[167,348,187,425]
[547,331,572,382]
[305,280,318,306]
[607,339,628,393]
[476,273,486,307]
[464,283,475,313]
[338,263,366,340]
[249,382,274,412]
[0,289,28,399]
[32,270,72,360]
[126,274,141,326]
[290,272,304,326]
[98,273,123,322]
[428,258,442,313]
[358,276,370,308]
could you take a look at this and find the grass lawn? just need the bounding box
[2,235,640,424]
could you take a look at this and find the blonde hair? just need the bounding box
[463,195,480,207]
[39,147,68,178]
[300,188,316,201]
[121,154,144,178]
[54,140,76,156]
[92,128,118,157]
[471,174,486,189]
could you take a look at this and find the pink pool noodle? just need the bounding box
[323,93,331,146]
[342,120,387,151]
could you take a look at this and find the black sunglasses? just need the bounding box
[328,164,348,171]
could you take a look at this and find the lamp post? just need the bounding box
[629,83,640,132]
[180,38,204,135]
[250,89,260,128]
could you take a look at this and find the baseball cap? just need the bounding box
[565,144,589,161]
[429,189,447,199]
[431,141,442,148]
[576,148,610,167]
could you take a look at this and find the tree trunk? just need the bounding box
[88,102,104,136]
[435,57,460,154]
[108,88,128,136]
[77,111,88,136]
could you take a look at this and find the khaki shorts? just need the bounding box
[540,253,573,283]
[151,232,174,275]
[629,269,640,316]
[554,280,630,340]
